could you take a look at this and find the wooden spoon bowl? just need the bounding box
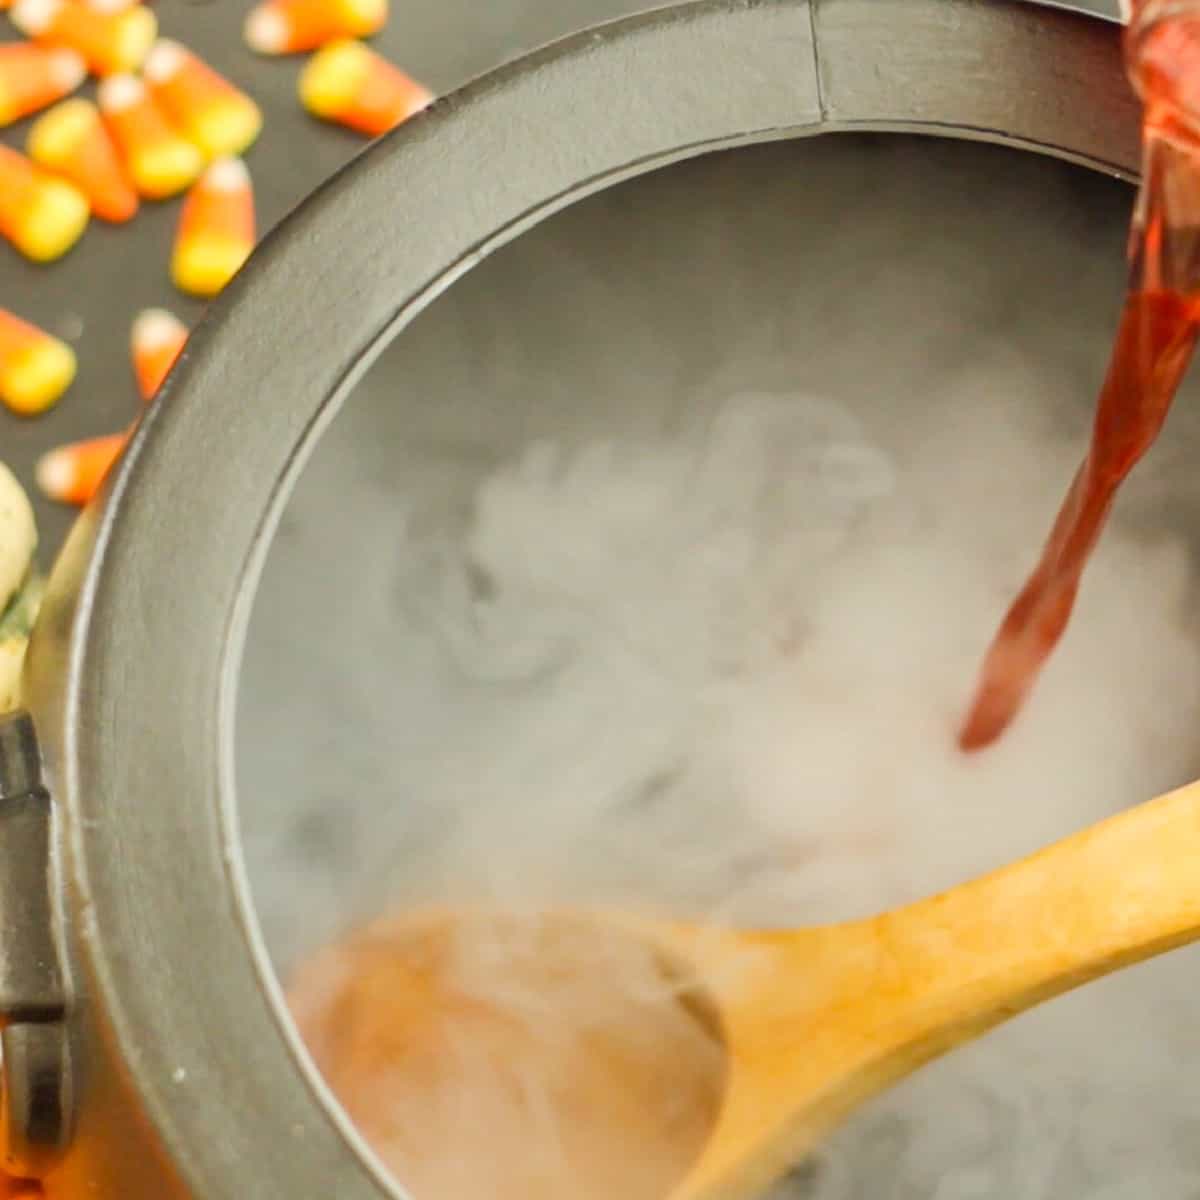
[291,778,1200,1200]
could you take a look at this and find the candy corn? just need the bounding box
[171,157,255,297]
[98,74,204,199]
[0,308,76,416]
[0,144,89,262]
[244,0,387,55]
[0,43,86,127]
[36,431,127,506]
[131,307,187,400]
[143,39,262,159]
[10,0,158,76]
[299,39,432,136]
[27,97,138,223]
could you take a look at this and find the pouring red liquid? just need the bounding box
[959,286,1200,749]
[959,8,1200,752]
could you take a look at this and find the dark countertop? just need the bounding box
[0,0,1122,558]
[0,0,654,556]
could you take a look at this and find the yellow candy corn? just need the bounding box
[171,157,256,297]
[143,39,262,159]
[97,73,203,199]
[0,308,76,416]
[0,144,89,262]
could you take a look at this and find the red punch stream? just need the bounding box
[959,5,1200,751]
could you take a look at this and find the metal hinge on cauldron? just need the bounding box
[0,711,72,1179]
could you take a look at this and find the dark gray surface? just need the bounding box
[0,0,656,556]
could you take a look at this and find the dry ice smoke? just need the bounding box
[248,381,1200,1199]
[239,137,1200,1198]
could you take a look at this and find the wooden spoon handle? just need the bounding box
[872,777,1200,1044]
[665,783,1200,1200]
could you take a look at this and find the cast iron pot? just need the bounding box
[0,0,1140,1195]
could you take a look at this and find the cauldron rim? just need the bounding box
[23,1,1136,1196]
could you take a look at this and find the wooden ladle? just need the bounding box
[644,776,1200,1198]
[293,778,1200,1200]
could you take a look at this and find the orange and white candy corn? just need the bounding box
[27,97,138,222]
[0,43,86,127]
[131,307,187,400]
[171,157,255,297]
[299,39,432,136]
[0,308,76,416]
[0,144,89,262]
[143,39,263,159]
[36,431,127,506]
[244,0,386,55]
[10,0,157,76]
[98,74,204,199]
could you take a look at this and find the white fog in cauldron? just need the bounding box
[239,136,1200,1199]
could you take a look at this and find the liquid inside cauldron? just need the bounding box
[237,136,1200,1199]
